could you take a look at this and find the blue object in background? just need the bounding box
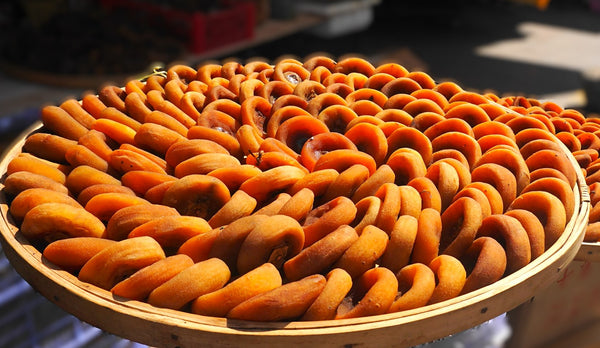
[0,108,41,138]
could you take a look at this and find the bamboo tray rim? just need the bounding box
[0,121,590,347]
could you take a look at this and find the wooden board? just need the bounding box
[0,122,590,348]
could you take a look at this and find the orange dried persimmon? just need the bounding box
[208,190,257,228]
[302,196,357,247]
[174,153,240,177]
[147,258,230,310]
[460,237,507,294]
[525,148,577,188]
[316,104,358,133]
[3,171,69,197]
[165,138,229,168]
[78,237,165,290]
[239,95,272,136]
[477,134,520,154]
[208,214,269,271]
[403,97,445,117]
[293,79,326,101]
[425,160,461,212]
[444,103,490,127]
[427,255,466,304]
[387,263,435,313]
[423,118,473,141]
[302,268,353,321]
[306,92,347,116]
[238,165,306,204]
[471,163,517,212]
[21,202,105,243]
[411,208,442,265]
[440,197,483,259]
[475,214,531,274]
[410,111,445,134]
[475,146,530,194]
[227,274,326,322]
[408,176,442,212]
[108,148,167,175]
[9,188,81,223]
[387,126,433,165]
[508,190,567,249]
[65,165,120,195]
[162,174,230,219]
[111,254,194,301]
[431,131,482,170]
[84,192,150,222]
[266,105,312,138]
[23,132,77,164]
[432,81,463,100]
[65,144,111,172]
[128,215,212,251]
[336,267,398,319]
[380,215,418,273]
[275,115,330,154]
[371,182,402,232]
[381,77,422,96]
[41,105,89,141]
[351,196,381,235]
[236,214,305,274]
[120,171,177,196]
[257,80,294,103]
[364,72,395,91]
[384,93,417,110]
[351,164,395,203]
[187,125,242,158]
[521,176,575,221]
[299,132,357,172]
[313,149,377,176]
[386,148,427,186]
[345,122,388,166]
[287,168,339,198]
[60,98,97,129]
[98,106,142,133]
[505,209,545,260]
[277,187,314,222]
[134,122,186,156]
[202,98,242,121]
[43,237,117,274]
[375,108,413,126]
[7,154,68,185]
[177,227,220,263]
[104,204,179,241]
[191,262,282,317]
[284,224,357,281]
[207,164,262,193]
[273,60,310,86]
[98,85,127,113]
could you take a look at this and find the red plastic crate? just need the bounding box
[101,0,255,54]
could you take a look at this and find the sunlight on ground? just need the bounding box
[476,22,600,107]
[476,22,600,72]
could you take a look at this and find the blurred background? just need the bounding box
[0,0,599,346]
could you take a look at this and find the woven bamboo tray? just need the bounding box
[0,121,590,348]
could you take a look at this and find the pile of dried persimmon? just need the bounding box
[3,55,595,322]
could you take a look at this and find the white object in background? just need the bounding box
[296,0,381,38]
